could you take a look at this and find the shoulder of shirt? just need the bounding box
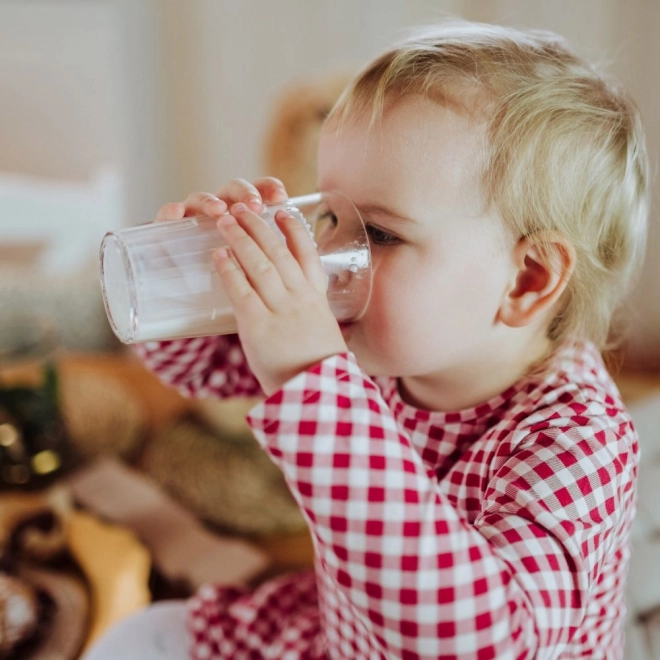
[500,340,637,453]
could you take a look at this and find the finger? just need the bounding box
[217,212,289,310]
[229,203,306,292]
[215,179,265,213]
[182,191,227,217]
[252,177,288,205]
[213,247,266,318]
[275,210,328,293]
[155,202,186,223]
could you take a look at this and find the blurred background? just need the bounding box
[1,2,659,658]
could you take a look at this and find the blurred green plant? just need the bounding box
[0,363,71,490]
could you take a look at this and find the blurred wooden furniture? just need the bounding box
[614,370,660,404]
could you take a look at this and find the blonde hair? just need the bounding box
[328,21,650,351]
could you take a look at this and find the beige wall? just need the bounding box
[1,0,658,365]
[0,0,163,228]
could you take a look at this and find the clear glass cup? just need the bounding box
[99,191,372,343]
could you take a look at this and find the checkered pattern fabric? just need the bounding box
[136,337,638,659]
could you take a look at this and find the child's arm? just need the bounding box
[133,335,262,398]
[247,352,635,659]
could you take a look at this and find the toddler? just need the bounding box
[111,20,649,660]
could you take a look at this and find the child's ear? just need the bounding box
[498,233,576,328]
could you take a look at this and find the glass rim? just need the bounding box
[99,232,139,343]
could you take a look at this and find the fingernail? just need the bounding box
[232,202,248,214]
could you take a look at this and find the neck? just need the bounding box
[398,335,553,413]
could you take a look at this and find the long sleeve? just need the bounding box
[246,352,636,660]
[133,335,263,398]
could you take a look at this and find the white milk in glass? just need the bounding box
[100,192,372,344]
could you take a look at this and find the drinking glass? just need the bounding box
[100,191,372,343]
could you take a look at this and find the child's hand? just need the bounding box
[154,177,289,222]
[213,197,348,396]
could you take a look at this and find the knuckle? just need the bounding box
[287,216,306,232]
[236,284,254,302]
[254,259,274,276]
[234,232,252,248]
[271,244,291,262]
[218,250,235,269]
[289,220,315,245]
[297,287,315,303]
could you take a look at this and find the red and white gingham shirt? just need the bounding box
[136,336,637,659]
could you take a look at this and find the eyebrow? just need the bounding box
[355,203,420,226]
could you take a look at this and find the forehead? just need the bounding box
[318,96,487,218]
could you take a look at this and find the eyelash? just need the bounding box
[325,213,401,246]
[365,224,401,246]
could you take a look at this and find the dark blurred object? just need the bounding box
[0,319,71,490]
[0,484,154,658]
[0,488,90,659]
[4,565,87,660]
[0,571,40,656]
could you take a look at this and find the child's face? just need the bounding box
[318,97,522,390]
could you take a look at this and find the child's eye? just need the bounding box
[366,224,401,246]
[318,212,400,246]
